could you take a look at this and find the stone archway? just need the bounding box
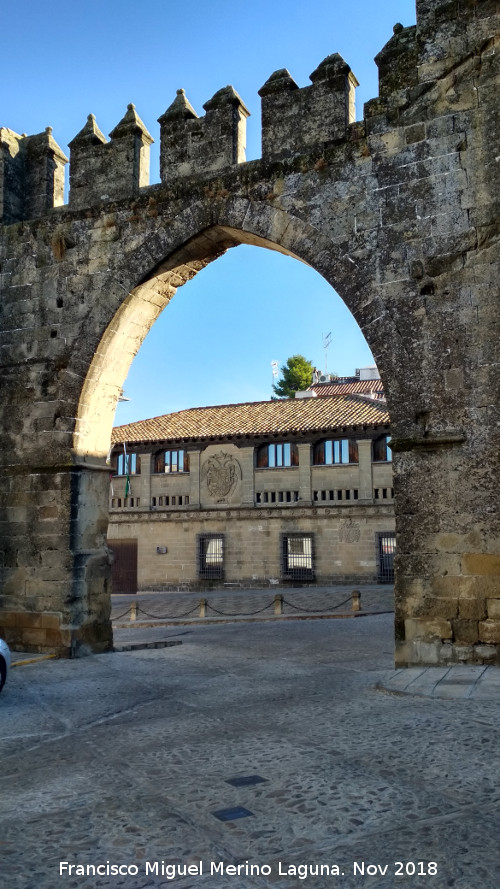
[1,0,499,664]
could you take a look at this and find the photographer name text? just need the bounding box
[59,859,438,879]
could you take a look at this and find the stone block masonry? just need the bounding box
[0,0,499,664]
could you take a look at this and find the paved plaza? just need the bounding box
[1,612,499,889]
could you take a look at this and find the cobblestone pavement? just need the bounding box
[2,614,499,889]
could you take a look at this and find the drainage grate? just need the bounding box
[225,775,268,788]
[212,806,254,822]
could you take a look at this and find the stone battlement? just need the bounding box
[0,22,426,222]
[0,126,67,225]
[1,0,497,225]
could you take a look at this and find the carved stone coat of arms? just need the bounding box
[203,451,241,502]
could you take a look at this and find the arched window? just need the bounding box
[154,449,190,473]
[115,452,141,476]
[313,439,358,465]
[256,442,299,468]
[372,434,392,462]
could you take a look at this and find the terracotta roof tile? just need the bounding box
[310,379,385,397]
[112,395,390,446]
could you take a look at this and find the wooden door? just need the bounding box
[108,539,138,594]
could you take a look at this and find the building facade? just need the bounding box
[108,395,394,592]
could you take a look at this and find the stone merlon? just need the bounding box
[158,85,250,182]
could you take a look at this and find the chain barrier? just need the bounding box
[205,600,275,617]
[111,593,365,622]
[282,594,353,614]
[137,604,200,620]
[111,607,135,622]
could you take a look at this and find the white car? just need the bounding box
[0,639,11,693]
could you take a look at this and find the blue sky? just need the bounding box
[2,0,416,423]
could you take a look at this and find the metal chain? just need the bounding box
[282,595,353,613]
[110,607,135,622]
[206,600,275,617]
[112,594,359,622]
[137,604,200,620]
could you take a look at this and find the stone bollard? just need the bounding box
[351,590,361,612]
[274,594,284,616]
[130,601,137,622]
[199,598,207,618]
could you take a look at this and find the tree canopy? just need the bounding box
[272,354,315,399]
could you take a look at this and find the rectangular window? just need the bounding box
[373,435,392,462]
[155,449,189,473]
[257,442,298,468]
[314,439,359,465]
[116,452,141,476]
[377,531,396,583]
[198,534,224,580]
[282,534,314,581]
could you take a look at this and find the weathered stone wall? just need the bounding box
[0,0,499,662]
[108,506,395,591]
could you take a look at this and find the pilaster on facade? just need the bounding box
[239,445,256,506]
[356,439,374,502]
[187,450,201,508]
[297,442,312,505]
[138,452,152,506]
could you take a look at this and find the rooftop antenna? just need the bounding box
[270,360,279,394]
[322,332,332,374]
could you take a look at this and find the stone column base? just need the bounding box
[0,611,113,657]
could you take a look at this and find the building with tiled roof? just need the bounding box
[307,365,385,400]
[108,394,395,592]
[111,394,390,445]
[308,378,385,399]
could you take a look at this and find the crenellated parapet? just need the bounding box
[1,0,497,223]
[158,86,250,181]
[0,126,67,224]
[258,53,358,160]
[68,104,153,210]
